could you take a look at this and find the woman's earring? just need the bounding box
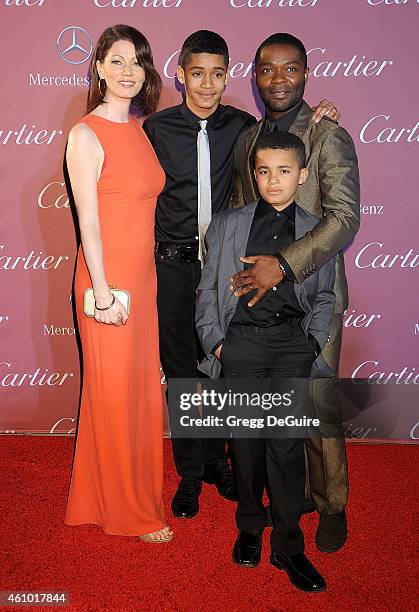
[99,78,106,97]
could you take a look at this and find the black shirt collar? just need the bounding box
[180,100,222,128]
[256,198,296,220]
[265,100,303,133]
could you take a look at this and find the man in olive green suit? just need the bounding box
[230,33,360,553]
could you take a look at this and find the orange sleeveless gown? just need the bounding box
[65,115,166,536]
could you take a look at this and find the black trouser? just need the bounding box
[221,322,315,556]
[156,255,226,478]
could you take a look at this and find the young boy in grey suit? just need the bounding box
[195,131,336,593]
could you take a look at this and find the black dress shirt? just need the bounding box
[230,199,304,328]
[254,101,304,281]
[260,100,303,137]
[143,102,256,244]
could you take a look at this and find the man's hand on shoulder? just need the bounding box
[230,255,285,307]
[311,99,341,124]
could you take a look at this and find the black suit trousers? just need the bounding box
[221,322,315,555]
[156,256,226,478]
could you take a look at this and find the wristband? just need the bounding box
[278,263,286,277]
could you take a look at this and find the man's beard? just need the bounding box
[259,84,305,115]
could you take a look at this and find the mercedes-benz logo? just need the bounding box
[57,26,93,65]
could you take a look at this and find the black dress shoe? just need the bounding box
[232,531,262,568]
[270,552,327,592]
[171,477,202,519]
[316,510,347,553]
[203,460,238,501]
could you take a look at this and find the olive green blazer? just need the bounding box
[231,101,360,313]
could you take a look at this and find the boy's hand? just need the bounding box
[230,255,285,307]
[311,99,340,124]
[214,346,222,360]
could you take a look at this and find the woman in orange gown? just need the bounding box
[65,25,172,542]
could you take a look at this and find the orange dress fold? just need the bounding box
[65,115,166,536]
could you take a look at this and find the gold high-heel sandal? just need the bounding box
[138,526,173,543]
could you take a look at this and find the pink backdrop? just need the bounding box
[1,0,418,440]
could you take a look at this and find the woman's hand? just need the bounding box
[94,294,129,326]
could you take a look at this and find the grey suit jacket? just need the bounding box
[231,101,360,313]
[195,201,336,380]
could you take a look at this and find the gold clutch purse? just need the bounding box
[83,286,131,317]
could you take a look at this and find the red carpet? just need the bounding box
[0,438,417,611]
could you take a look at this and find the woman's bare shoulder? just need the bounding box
[67,121,101,155]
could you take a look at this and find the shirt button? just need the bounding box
[194,235,199,240]
[276,212,283,218]
[273,235,278,240]
[272,286,277,291]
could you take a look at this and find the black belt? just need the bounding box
[155,241,199,263]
